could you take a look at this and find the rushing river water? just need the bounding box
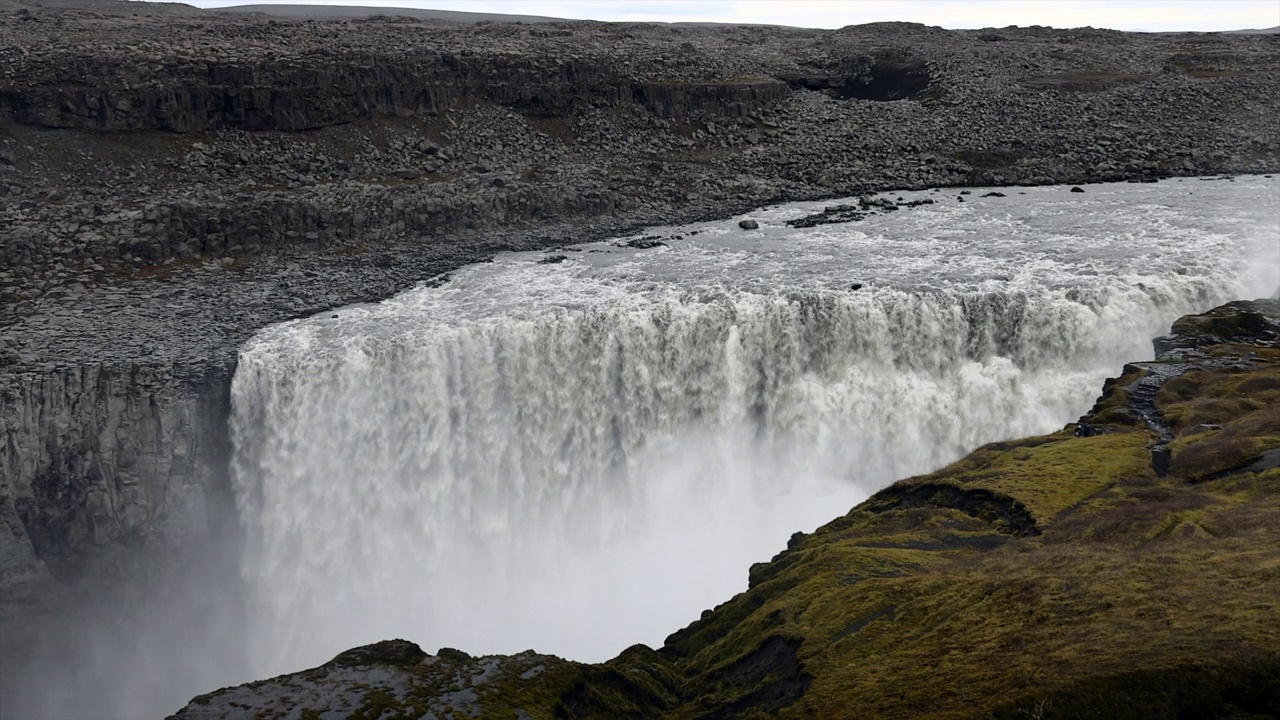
[227,177,1279,682]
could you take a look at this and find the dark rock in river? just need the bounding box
[621,236,667,249]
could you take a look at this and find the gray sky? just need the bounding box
[177,0,1280,32]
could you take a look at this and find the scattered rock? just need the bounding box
[739,219,759,230]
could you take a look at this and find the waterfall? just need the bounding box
[230,178,1279,678]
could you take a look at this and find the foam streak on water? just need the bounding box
[231,178,1279,678]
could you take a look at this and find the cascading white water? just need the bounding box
[231,177,1279,679]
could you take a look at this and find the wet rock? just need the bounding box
[1070,186,1086,193]
[1152,299,1280,355]
[739,219,759,230]
[621,236,666,249]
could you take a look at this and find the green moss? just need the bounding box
[1080,364,1149,426]
[870,430,1151,524]
[1159,366,1280,481]
[326,639,427,670]
[1166,300,1277,348]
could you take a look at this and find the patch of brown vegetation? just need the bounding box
[1023,71,1155,92]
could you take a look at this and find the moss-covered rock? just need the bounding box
[170,300,1280,720]
[1153,299,1280,355]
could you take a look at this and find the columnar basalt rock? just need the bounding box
[1,362,231,567]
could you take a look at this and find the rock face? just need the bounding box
[168,300,1280,718]
[2,2,1280,714]
[0,360,241,717]
[1,363,230,571]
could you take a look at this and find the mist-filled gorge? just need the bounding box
[5,177,1278,719]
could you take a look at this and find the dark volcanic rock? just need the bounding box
[621,235,667,249]
[1152,299,1280,355]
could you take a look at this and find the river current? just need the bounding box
[230,177,1279,681]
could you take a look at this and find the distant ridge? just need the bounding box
[2,1,1275,33]
[1225,25,1280,34]
[0,0,203,14]
[212,3,569,23]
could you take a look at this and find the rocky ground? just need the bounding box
[2,7,1279,372]
[1,1,1279,714]
[169,299,1280,719]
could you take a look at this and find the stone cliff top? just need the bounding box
[1,8,1265,84]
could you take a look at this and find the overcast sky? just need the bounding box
[177,0,1280,32]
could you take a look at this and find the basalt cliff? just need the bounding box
[1,1,1279,716]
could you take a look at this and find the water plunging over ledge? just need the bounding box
[230,177,1280,680]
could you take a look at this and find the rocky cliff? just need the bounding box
[2,11,1278,280]
[170,299,1280,719]
[1,1,1279,715]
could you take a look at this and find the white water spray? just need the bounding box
[231,178,1279,679]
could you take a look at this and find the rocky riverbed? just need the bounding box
[1,1,1279,716]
